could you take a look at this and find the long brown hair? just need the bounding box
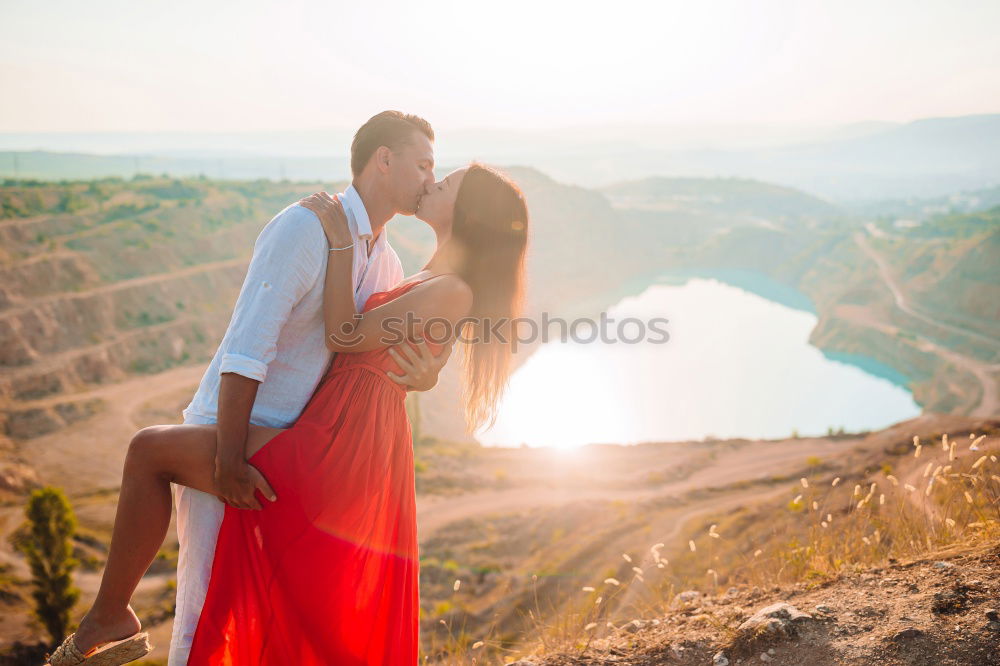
[449,163,529,430]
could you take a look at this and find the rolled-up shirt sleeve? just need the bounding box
[218,205,325,382]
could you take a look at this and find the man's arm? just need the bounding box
[213,206,325,508]
[217,205,325,382]
[213,373,276,510]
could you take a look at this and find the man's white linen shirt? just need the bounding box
[181,185,404,428]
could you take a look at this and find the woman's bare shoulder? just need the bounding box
[411,274,473,317]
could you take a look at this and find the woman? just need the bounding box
[45,163,528,665]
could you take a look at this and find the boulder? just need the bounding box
[728,602,814,654]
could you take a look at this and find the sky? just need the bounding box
[1,0,999,133]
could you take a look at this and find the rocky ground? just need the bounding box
[510,542,1000,666]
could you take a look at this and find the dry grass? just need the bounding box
[423,429,1000,665]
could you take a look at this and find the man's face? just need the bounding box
[387,132,435,215]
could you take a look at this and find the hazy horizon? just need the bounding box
[0,117,955,159]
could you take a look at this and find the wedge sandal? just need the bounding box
[45,631,151,666]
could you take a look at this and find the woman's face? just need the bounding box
[415,167,467,229]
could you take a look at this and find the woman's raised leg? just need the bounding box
[69,422,284,655]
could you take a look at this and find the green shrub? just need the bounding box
[13,486,81,645]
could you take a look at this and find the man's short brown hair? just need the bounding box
[350,111,434,178]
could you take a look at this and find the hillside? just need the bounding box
[410,414,1000,663]
[0,178,348,449]
[1,170,996,447]
[867,207,1000,341]
[1,170,996,485]
[5,411,995,664]
[602,176,840,223]
[0,172,997,662]
[499,543,1000,665]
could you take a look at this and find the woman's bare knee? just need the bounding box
[126,425,179,481]
[125,425,206,483]
[125,423,222,497]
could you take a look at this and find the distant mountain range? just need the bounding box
[1,114,998,202]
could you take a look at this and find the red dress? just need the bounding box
[187,276,443,665]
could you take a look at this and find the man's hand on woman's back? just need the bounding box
[387,339,453,392]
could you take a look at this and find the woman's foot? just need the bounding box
[69,604,142,655]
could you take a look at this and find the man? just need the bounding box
[169,111,448,665]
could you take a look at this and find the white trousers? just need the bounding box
[167,414,224,666]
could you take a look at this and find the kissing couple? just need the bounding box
[44,110,529,666]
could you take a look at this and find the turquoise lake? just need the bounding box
[476,273,921,448]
